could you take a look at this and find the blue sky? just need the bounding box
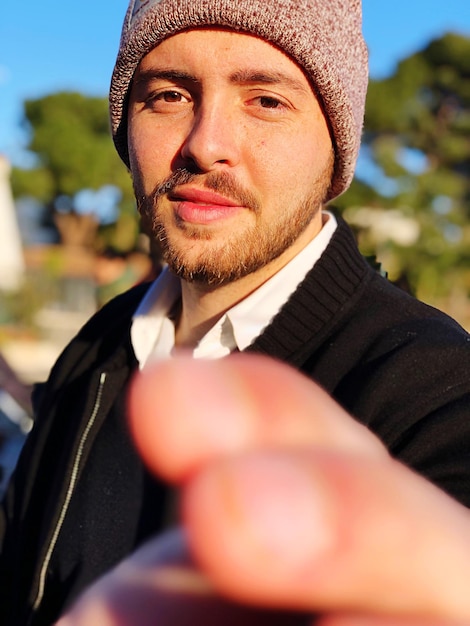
[1,0,470,167]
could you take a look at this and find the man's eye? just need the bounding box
[258,96,283,109]
[155,91,185,102]
[145,90,190,106]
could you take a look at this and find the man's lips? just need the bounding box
[170,187,241,207]
[169,187,244,224]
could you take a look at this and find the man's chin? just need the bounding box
[166,262,241,287]
[164,253,261,287]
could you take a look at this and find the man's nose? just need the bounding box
[180,102,241,172]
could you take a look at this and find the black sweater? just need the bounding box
[2,218,470,625]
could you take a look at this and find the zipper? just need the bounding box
[30,372,107,615]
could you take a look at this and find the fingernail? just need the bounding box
[223,454,335,570]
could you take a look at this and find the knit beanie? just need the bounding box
[110,0,368,200]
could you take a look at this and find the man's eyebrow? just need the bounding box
[133,69,199,86]
[132,68,310,94]
[229,69,310,93]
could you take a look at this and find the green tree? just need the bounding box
[335,33,470,326]
[11,92,137,251]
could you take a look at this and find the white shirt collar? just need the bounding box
[131,267,181,367]
[132,211,337,367]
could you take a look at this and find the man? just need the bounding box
[1,1,470,624]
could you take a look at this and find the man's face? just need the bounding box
[128,28,334,286]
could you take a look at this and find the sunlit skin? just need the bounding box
[127,28,334,346]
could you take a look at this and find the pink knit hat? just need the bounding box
[110,0,368,200]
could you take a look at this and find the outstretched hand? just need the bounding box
[57,354,470,625]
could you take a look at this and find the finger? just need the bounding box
[317,615,467,626]
[182,449,470,622]
[128,354,385,483]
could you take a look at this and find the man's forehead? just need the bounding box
[135,29,312,90]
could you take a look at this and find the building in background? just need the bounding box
[0,156,25,291]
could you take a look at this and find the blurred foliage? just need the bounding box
[0,270,59,329]
[333,32,470,325]
[11,92,136,252]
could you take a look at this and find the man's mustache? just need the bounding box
[153,168,195,197]
[148,168,261,212]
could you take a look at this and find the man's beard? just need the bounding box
[135,160,333,287]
